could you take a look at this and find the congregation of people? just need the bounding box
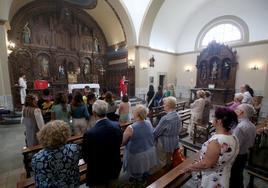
[20,82,260,188]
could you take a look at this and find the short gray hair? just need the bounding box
[93,100,108,116]
[239,104,256,118]
[163,96,177,109]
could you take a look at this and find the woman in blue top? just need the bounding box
[71,92,90,135]
[32,120,80,188]
[122,105,158,180]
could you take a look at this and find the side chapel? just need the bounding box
[191,41,238,105]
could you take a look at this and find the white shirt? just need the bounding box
[19,77,27,89]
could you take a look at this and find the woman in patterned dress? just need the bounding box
[181,107,239,188]
[32,120,80,187]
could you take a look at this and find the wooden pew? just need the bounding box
[17,161,87,188]
[22,135,83,178]
[245,118,268,187]
[147,153,198,188]
[18,133,125,188]
[149,101,187,125]
[179,109,191,138]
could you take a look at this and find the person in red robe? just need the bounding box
[119,75,127,97]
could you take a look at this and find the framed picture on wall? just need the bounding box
[149,76,154,84]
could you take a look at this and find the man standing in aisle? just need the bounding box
[230,104,256,188]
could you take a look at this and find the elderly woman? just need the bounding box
[153,96,181,168]
[32,120,80,187]
[122,105,158,180]
[182,107,239,188]
[228,93,243,111]
[188,90,206,136]
[22,94,44,147]
[230,104,256,188]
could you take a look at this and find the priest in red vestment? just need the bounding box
[119,75,127,97]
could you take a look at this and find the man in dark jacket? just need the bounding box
[82,100,123,187]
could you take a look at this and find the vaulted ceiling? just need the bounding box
[2,0,268,52]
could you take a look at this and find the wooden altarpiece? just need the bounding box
[8,0,110,109]
[190,41,238,105]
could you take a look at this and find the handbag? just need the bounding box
[172,148,185,168]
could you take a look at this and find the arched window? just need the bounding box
[196,16,249,49]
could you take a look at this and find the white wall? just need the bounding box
[177,0,268,52]
[235,43,268,96]
[135,47,177,99]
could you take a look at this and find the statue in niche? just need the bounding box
[211,61,218,80]
[22,22,31,44]
[94,37,99,53]
[200,63,207,80]
[38,55,49,77]
[222,61,231,80]
[58,65,65,78]
[83,58,91,80]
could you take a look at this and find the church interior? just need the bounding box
[0,0,268,187]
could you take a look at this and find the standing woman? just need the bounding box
[154,85,164,107]
[51,92,70,124]
[119,95,132,124]
[153,96,181,168]
[146,85,155,109]
[181,107,239,188]
[188,90,206,136]
[22,94,44,147]
[122,105,158,180]
[70,92,90,135]
[32,120,80,187]
[105,91,118,121]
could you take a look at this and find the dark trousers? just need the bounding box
[229,153,248,188]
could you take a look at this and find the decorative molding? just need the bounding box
[195,15,249,50]
[177,40,268,56]
[64,0,97,9]
[136,45,177,55]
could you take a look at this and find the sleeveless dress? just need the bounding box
[123,120,158,177]
[197,134,239,188]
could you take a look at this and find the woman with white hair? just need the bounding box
[227,93,243,111]
[153,96,181,168]
[122,105,158,180]
[230,104,256,188]
[188,90,206,136]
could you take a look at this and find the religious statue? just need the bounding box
[211,61,218,79]
[38,55,49,77]
[222,61,231,80]
[94,37,99,53]
[22,22,31,44]
[58,65,65,78]
[200,63,207,80]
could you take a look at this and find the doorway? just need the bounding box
[159,74,166,87]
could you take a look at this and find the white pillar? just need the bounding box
[0,20,13,110]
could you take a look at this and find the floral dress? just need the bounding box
[32,144,80,188]
[197,134,239,188]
